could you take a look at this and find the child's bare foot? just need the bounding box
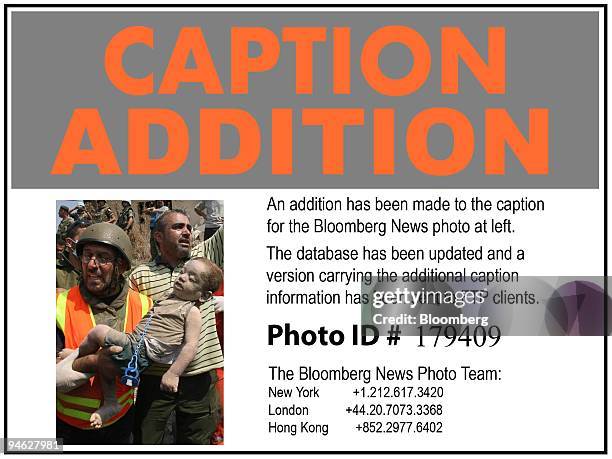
[89,402,122,428]
[89,412,103,429]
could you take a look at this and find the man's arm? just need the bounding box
[106,208,117,224]
[160,306,202,392]
[192,225,224,269]
[125,215,134,231]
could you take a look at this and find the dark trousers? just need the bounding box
[56,408,134,445]
[133,372,217,444]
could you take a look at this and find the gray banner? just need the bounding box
[10,10,599,189]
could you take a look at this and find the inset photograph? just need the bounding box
[55,200,224,445]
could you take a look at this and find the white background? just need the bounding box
[1,2,607,456]
[4,187,605,452]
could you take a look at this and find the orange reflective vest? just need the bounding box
[56,286,152,429]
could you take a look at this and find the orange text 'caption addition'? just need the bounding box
[51,25,548,176]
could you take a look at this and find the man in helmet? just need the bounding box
[92,200,117,224]
[83,200,97,216]
[69,202,92,223]
[55,223,152,444]
[56,220,91,291]
[116,200,135,233]
[56,205,75,241]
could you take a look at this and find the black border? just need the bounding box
[3,4,607,455]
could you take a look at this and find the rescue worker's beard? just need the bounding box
[105,264,124,297]
[176,235,192,260]
[177,244,191,260]
[86,263,123,298]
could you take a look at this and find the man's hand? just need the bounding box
[160,371,179,393]
[70,345,123,373]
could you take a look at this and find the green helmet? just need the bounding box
[76,222,133,268]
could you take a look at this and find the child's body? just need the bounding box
[76,258,213,428]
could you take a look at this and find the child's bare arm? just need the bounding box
[160,306,202,392]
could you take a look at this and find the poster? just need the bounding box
[3,4,607,454]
